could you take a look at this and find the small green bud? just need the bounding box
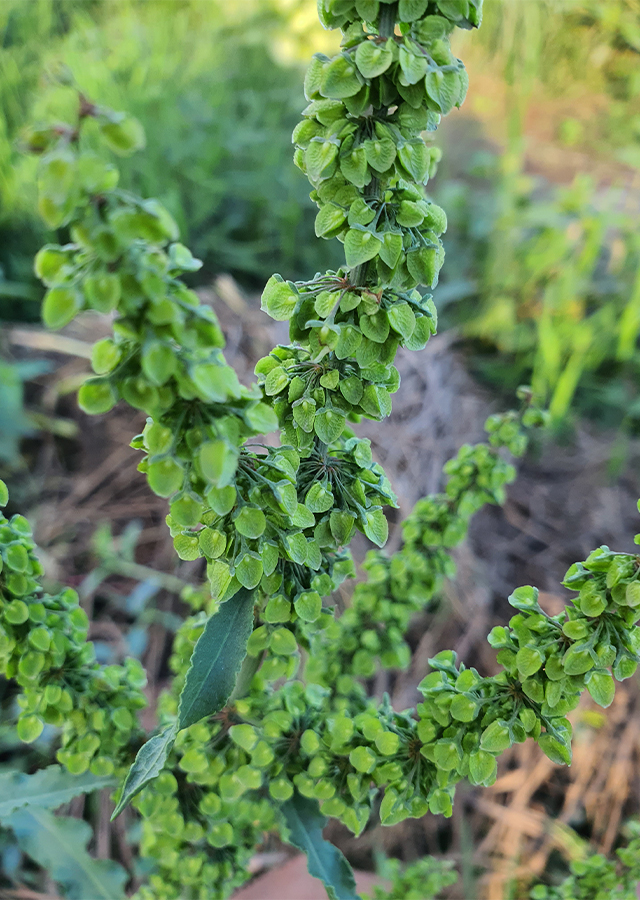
[207,822,233,849]
[294,591,322,622]
[301,730,321,755]
[42,286,82,330]
[17,715,44,743]
[78,379,117,415]
[270,628,298,656]
[229,724,258,752]
[264,595,292,624]
[147,458,184,498]
[480,720,511,753]
[269,778,294,801]
[170,495,203,527]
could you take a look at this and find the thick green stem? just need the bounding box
[379,2,397,38]
[229,651,264,702]
[352,262,369,286]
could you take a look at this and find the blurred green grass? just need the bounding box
[0,0,340,324]
[3,0,640,436]
[436,0,640,431]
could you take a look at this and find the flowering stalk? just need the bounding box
[2,1,638,897]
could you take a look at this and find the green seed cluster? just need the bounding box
[260,0,474,453]
[361,821,640,900]
[53,657,147,777]
[0,479,147,775]
[130,535,640,885]
[164,435,393,609]
[260,277,436,427]
[493,547,640,701]
[124,392,639,875]
[134,678,429,883]
[365,854,458,900]
[133,764,278,900]
[317,0,482,34]
[303,402,544,689]
[297,1,475,294]
[123,405,545,877]
[27,100,277,554]
[27,0,483,633]
[414,550,640,800]
[256,296,435,440]
[529,820,640,900]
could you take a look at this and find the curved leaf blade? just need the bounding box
[111,723,177,820]
[112,589,255,819]
[0,766,115,819]
[178,588,255,729]
[281,792,359,900]
[8,808,127,900]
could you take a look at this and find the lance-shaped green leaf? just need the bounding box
[281,792,359,900]
[177,587,255,729]
[8,808,127,900]
[0,766,115,819]
[111,723,177,820]
[113,589,255,819]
